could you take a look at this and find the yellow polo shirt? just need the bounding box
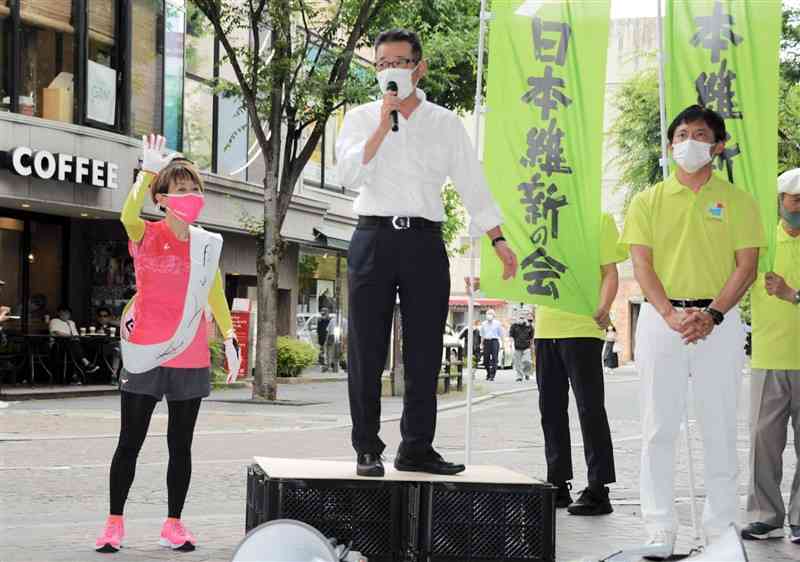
[535,214,629,340]
[621,174,765,299]
[751,224,800,370]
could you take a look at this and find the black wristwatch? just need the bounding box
[703,307,724,325]
[793,290,800,305]
[491,236,506,247]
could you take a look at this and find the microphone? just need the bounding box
[387,81,399,132]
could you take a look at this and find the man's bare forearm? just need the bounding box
[631,245,672,317]
[362,125,390,165]
[598,265,618,313]
[710,249,759,314]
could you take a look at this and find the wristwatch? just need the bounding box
[793,290,800,305]
[491,236,506,247]
[703,307,724,325]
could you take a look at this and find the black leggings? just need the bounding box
[109,391,202,518]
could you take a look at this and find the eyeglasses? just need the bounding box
[375,58,417,71]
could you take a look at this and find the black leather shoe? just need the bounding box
[394,451,466,475]
[357,453,384,477]
[567,485,613,516]
[554,481,573,509]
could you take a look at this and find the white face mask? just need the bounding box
[672,139,714,174]
[486,313,495,321]
[377,67,417,100]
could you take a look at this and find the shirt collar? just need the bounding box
[776,222,800,243]
[664,172,725,195]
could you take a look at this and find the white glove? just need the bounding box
[225,338,241,383]
[141,133,178,174]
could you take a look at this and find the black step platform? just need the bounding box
[246,457,556,562]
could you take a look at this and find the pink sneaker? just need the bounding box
[95,516,124,553]
[159,518,196,551]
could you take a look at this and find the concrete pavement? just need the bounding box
[0,363,797,561]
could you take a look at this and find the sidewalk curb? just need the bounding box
[378,385,536,424]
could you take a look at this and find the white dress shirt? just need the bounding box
[335,89,503,233]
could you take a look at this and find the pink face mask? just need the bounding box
[164,193,205,224]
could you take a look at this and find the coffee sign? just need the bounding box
[0,146,119,189]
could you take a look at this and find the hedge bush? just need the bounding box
[277,336,317,377]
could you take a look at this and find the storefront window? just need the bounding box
[90,241,135,320]
[297,250,348,315]
[19,1,76,121]
[86,0,118,127]
[183,1,214,169]
[164,0,186,150]
[28,220,64,333]
[183,79,213,170]
[0,217,23,333]
[131,0,164,137]
[0,1,8,112]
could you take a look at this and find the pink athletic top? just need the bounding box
[128,220,210,368]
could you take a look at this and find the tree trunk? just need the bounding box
[253,173,280,401]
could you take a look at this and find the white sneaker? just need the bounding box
[643,530,676,560]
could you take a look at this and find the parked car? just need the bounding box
[457,326,513,370]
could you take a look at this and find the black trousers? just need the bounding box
[534,338,616,485]
[347,226,450,458]
[483,339,500,379]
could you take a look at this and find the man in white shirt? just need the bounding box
[337,29,518,477]
[480,309,504,381]
[50,305,99,378]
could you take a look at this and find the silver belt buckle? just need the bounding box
[391,216,411,230]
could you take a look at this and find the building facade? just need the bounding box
[0,0,358,341]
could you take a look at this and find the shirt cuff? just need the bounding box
[467,204,503,237]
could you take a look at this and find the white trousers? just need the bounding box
[636,303,745,537]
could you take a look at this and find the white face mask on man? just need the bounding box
[671,139,714,174]
[377,67,417,100]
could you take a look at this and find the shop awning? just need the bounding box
[448,296,507,307]
[312,223,354,251]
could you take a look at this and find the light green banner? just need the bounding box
[666,0,780,269]
[481,0,610,316]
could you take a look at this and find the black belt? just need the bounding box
[357,215,442,231]
[647,298,713,309]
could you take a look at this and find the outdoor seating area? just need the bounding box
[0,333,120,388]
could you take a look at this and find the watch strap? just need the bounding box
[703,307,724,325]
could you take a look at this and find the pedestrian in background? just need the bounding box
[509,313,533,382]
[480,309,503,381]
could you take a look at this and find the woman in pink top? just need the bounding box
[96,135,239,553]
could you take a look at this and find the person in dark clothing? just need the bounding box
[459,319,482,366]
[317,307,332,368]
[509,314,534,381]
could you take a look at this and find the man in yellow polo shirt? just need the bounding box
[621,105,765,559]
[534,212,627,516]
[741,168,800,546]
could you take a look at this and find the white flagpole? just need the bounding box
[656,0,700,540]
[465,0,490,465]
[656,0,670,181]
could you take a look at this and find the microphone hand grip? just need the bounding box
[387,80,399,133]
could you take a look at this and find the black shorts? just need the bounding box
[119,366,211,401]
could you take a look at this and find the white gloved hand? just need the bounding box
[225,338,241,384]
[141,133,177,174]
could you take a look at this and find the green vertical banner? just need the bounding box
[481,0,610,316]
[665,0,780,269]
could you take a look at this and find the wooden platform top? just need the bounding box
[253,457,545,485]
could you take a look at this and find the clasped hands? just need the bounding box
[663,307,715,344]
